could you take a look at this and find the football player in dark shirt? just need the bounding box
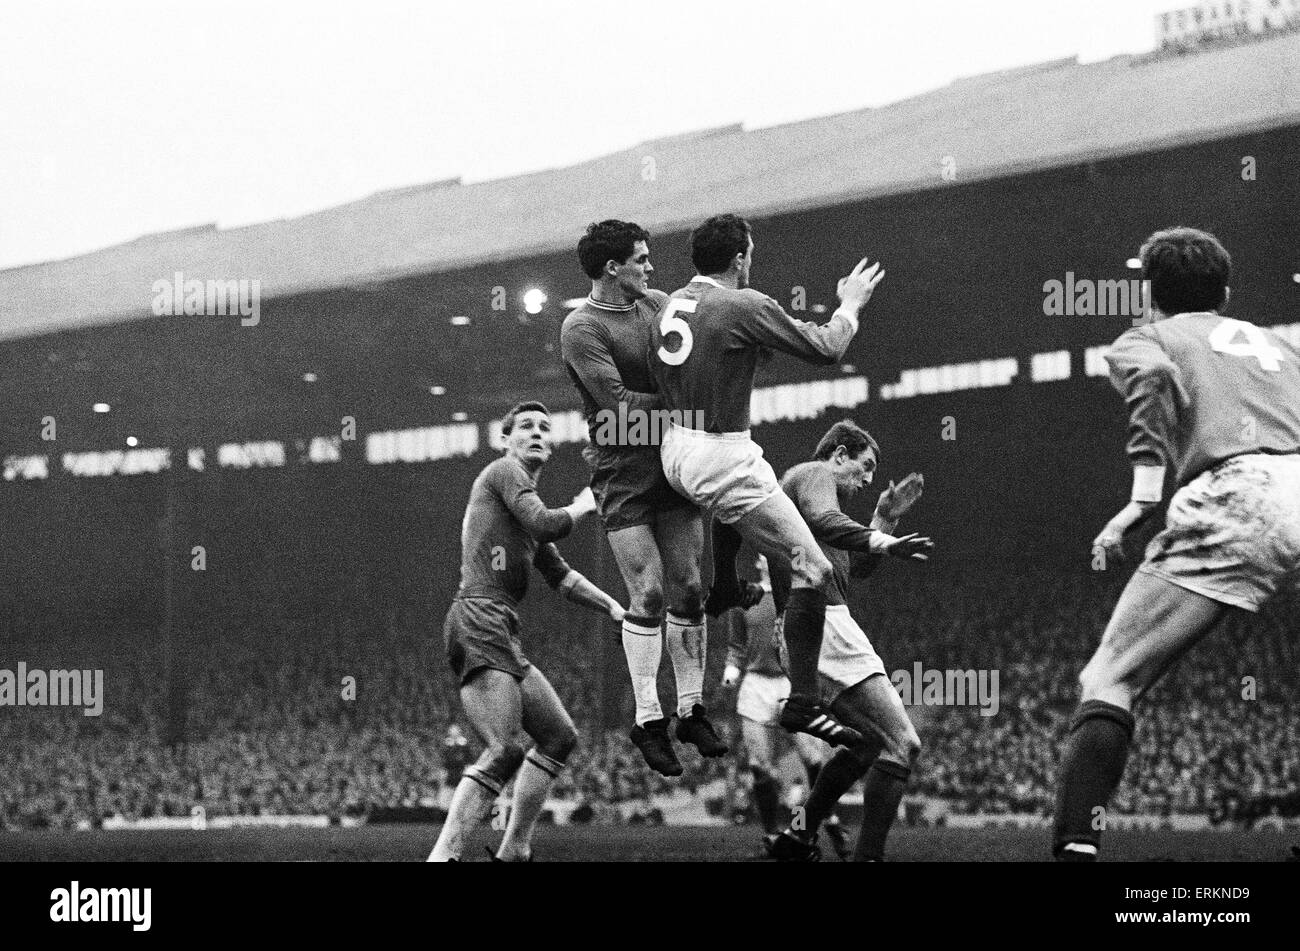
[561,221,736,776]
[759,420,931,862]
[1054,228,1300,861]
[428,402,626,862]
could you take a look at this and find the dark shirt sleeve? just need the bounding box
[561,317,663,414]
[491,461,574,543]
[533,543,572,588]
[797,466,878,552]
[735,292,855,365]
[1105,329,1182,469]
[725,609,748,669]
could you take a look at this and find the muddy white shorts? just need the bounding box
[659,423,782,524]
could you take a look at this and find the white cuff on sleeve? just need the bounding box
[1131,466,1165,504]
[868,531,897,554]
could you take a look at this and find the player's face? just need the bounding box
[613,240,653,300]
[506,411,553,467]
[834,446,877,497]
[736,237,754,289]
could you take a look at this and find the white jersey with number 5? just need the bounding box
[1106,312,1300,488]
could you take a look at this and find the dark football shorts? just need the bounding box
[582,442,693,532]
[443,597,531,685]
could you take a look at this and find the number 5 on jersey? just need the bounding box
[658,298,696,366]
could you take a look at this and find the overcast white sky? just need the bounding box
[1,0,1175,269]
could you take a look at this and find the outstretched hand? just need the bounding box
[886,532,933,561]
[836,257,886,309]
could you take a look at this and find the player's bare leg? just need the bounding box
[495,665,578,862]
[1053,571,1229,861]
[429,669,526,862]
[606,525,681,775]
[733,491,864,747]
[657,506,727,756]
[704,518,764,616]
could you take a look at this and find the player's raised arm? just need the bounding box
[494,465,594,543]
[533,543,625,622]
[560,317,663,415]
[1105,328,1182,503]
[739,258,884,364]
[799,465,931,560]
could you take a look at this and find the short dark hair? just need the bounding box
[577,220,650,280]
[691,214,751,275]
[1139,227,1232,316]
[813,419,880,463]
[501,401,549,435]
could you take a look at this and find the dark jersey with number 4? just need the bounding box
[649,277,856,433]
[1106,314,1300,488]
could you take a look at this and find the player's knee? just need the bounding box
[630,583,664,618]
[1078,660,1109,702]
[538,725,578,763]
[670,581,704,617]
[888,727,921,768]
[796,553,832,591]
[478,739,527,784]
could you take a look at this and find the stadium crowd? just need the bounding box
[1,567,1295,830]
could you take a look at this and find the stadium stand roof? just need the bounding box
[3,31,1298,342]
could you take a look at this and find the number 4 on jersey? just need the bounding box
[1209,318,1284,372]
[658,298,696,366]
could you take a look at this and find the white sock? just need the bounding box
[428,771,499,861]
[622,616,664,725]
[497,749,565,861]
[665,611,706,718]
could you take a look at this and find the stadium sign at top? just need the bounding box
[1156,0,1300,51]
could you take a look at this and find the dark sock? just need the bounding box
[853,759,909,862]
[710,519,743,594]
[802,747,874,833]
[751,769,782,833]
[1052,700,1136,857]
[804,762,822,788]
[782,588,827,701]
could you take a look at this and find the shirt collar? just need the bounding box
[689,275,723,288]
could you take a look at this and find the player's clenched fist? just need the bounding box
[836,258,886,309]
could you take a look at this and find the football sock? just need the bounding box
[665,611,706,717]
[428,771,500,862]
[801,744,878,834]
[622,615,664,726]
[497,749,566,862]
[853,759,910,862]
[782,588,827,701]
[707,519,744,602]
[751,768,783,833]
[1053,699,1136,858]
